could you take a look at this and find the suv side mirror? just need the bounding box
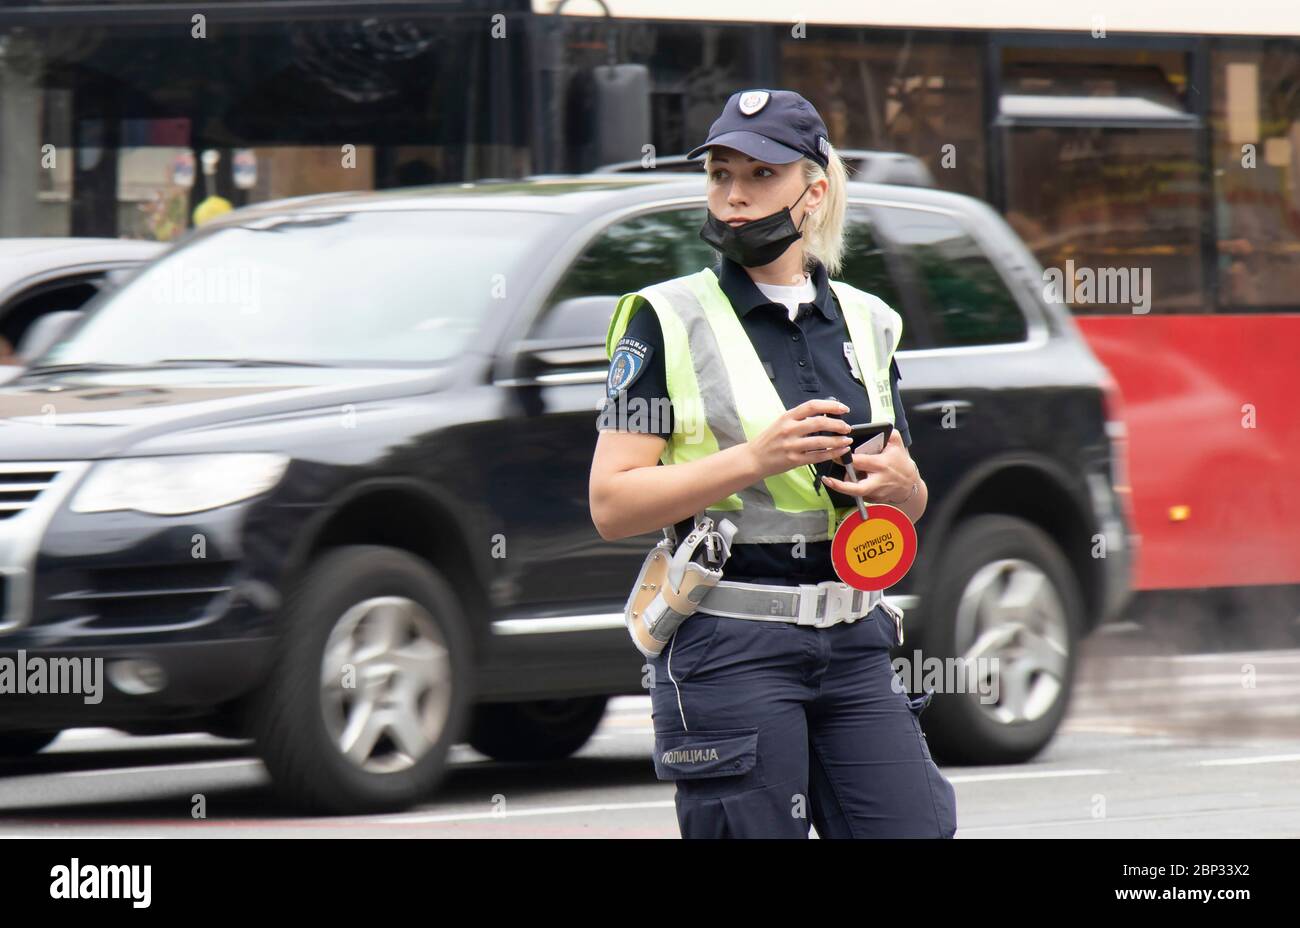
[101,268,136,289]
[16,310,85,364]
[512,296,617,380]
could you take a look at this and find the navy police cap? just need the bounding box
[686,89,830,170]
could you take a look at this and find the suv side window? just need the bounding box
[545,206,716,310]
[873,205,1029,347]
[837,205,920,350]
[1,275,103,349]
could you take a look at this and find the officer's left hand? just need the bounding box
[820,429,916,504]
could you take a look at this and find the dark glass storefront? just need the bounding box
[0,1,531,239]
[3,0,1300,318]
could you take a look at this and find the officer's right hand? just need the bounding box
[745,399,853,479]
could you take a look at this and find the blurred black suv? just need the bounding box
[0,173,1134,813]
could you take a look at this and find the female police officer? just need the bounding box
[589,89,957,839]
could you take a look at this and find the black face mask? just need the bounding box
[699,182,814,267]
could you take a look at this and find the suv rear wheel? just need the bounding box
[918,514,1083,765]
[467,696,608,762]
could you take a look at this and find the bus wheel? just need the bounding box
[919,514,1083,766]
[467,697,609,762]
[253,545,473,814]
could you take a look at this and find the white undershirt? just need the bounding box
[753,273,817,321]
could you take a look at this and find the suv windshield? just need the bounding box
[37,209,549,367]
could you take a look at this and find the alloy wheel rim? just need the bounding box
[319,595,452,773]
[952,558,1069,725]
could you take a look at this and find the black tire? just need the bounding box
[467,696,608,762]
[0,731,59,758]
[915,514,1084,766]
[252,545,474,814]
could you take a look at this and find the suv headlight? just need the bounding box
[71,453,290,515]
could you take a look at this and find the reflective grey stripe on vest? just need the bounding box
[652,276,831,544]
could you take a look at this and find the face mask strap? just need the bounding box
[792,182,813,232]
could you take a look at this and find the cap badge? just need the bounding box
[738,90,770,116]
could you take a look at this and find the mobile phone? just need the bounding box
[815,421,893,506]
[828,421,893,465]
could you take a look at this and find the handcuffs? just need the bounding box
[623,513,738,659]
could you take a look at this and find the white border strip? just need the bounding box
[532,0,1300,38]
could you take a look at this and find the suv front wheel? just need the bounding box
[254,545,473,814]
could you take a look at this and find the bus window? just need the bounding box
[780,32,987,201]
[1210,46,1300,311]
[1001,123,1205,315]
[872,205,1029,348]
[997,49,1205,315]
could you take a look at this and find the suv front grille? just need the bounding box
[0,466,62,521]
[46,562,238,630]
[0,461,90,634]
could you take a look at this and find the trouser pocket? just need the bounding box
[653,727,764,800]
[905,689,935,718]
[880,599,904,646]
[654,727,759,780]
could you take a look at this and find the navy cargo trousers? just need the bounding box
[648,603,958,838]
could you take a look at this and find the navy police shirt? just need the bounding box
[597,255,912,585]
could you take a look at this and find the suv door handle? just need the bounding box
[913,399,972,415]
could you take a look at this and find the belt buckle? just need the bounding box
[795,584,830,627]
[795,582,845,628]
[821,582,856,625]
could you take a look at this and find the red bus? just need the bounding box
[4,0,1297,599]
[545,0,1300,598]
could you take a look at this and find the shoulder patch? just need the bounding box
[607,335,654,399]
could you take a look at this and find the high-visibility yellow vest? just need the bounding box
[605,265,903,544]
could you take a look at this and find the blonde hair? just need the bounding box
[704,141,850,278]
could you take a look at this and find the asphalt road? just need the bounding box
[1,625,1299,838]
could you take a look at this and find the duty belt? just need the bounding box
[698,579,905,638]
